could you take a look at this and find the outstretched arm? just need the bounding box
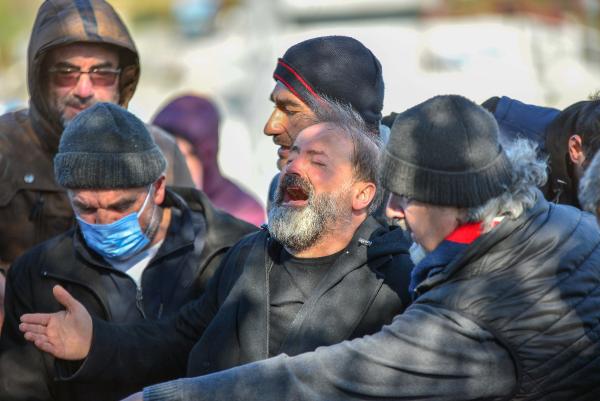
[19,256,229,386]
[139,304,516,401]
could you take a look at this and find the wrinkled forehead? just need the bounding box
[293,123,353,160]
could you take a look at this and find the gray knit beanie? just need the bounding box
[54,103,167,189]
[381,94,512,208]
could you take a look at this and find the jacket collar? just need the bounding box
[414,192,550,296]
[168,186,257,264]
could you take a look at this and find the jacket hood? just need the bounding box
[27,0,140,152]
[152,95,222,193]
[491,96,558,147]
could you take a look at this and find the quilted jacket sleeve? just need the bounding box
[144,303,517,401]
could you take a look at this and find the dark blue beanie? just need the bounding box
[54,103,167,189]
[273,35,384,128]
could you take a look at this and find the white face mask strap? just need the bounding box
[138,184,154,215]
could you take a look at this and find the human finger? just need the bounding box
[20,313,52,325]
[34,338,58,355]
[19,322,49,335]
[53,285,80,311]
[23,331,49,344]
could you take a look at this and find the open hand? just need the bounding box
[19,285,93,360]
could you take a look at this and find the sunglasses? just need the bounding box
[48,66,121,87]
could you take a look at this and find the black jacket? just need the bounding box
[141,195,600,401]
[61,216,413,389]
[0,187,256,401]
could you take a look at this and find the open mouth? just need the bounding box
[276,173,313,207]
[286,185,308,201]
[283,185,309,206]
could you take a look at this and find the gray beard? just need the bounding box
[268,191,349,253]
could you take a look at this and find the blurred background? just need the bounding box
[1,0,600,206]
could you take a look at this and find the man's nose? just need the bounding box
[283,154,305,175]
[263,109,285,137]
[385,198,405,221]
[94,209,120,225]
[73,73,94,99]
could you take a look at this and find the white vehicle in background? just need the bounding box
[275,0,442,21]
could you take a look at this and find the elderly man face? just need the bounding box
[45,43,121,124]
[264,82,317,170]
[386,194,462,253]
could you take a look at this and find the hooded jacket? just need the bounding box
[0,0,193,270]
[0,187,257,401]
[142,194,600,401]
[53,216,413,394]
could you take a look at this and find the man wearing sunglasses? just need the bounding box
[0,0,195,329]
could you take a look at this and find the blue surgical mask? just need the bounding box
[77,187,154,262]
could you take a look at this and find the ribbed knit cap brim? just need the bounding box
[381,146,512,207]
[55,147,166,189]
[54,102,166,189]
[380,95,513,208]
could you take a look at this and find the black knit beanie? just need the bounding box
[273,35,384,128]
[381,95,512,208]
[54,103,167,189]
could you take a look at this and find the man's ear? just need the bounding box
[351,181,377,212]
[568,134,586,166]
[153,176,167,205]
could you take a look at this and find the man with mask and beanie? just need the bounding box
[16,100,413,401]
[33,94,600,401]
[0,0,194,329]
[0,103,256,401]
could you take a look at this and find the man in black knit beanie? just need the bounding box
[265,35,385,207]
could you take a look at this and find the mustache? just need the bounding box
[65,97,95,107]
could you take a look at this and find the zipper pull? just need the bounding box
[358,238,372,247]
[136,287,147,319]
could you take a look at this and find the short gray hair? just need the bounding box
[461,139,548,232]
[579,149,600,214]
[309,96,384,213]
